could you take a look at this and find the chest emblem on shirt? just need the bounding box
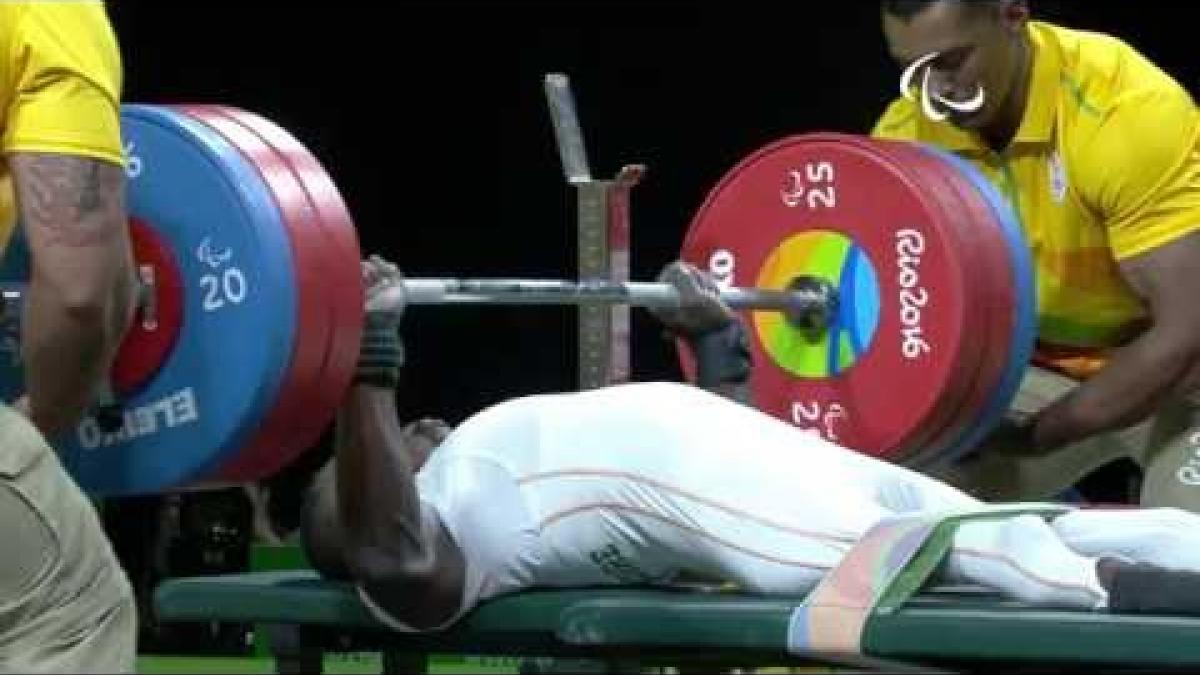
[589,544,667,584]
[1049,151,1068,204]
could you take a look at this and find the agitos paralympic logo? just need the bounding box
[900,52,986,122]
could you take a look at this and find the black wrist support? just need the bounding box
[354,314,404,389]
[689,319,752,388]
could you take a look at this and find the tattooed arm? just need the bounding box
[9,153,136,438]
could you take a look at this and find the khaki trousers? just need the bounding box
[0,406,136,673]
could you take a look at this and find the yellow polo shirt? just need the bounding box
[0,1,124,248]
[873,21,1200,378]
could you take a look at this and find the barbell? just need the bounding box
[386,277,837,331]
[0,103,1034,496]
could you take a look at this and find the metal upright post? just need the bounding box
[543,73,644,390]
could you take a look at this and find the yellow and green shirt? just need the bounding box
[873,21,1200,378]
[0,1,124,247]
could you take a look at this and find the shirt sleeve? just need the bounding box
[2,1,124,166]
[1074,86,1200,260]
[870,98,919,141]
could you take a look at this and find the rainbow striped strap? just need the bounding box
[786,503,1070,656]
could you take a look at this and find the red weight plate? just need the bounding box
[870,139,1014,467]
[812,134,997,463]
[172,105,335,482]
[192,105,363,481]
[70,105,301,494]
[110,218,186,396]
[923,146,1040,467]
[679,133,983,462]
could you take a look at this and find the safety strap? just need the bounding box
[786,503,1070,656]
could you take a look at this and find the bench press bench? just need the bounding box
[154,545,1200,674]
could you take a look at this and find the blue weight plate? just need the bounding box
[171,104,337,484]
[919,146,1037,463]
[59,105,298,495]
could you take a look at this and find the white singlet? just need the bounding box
[357,382,1200,632]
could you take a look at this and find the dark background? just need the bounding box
[105,1,1200,424]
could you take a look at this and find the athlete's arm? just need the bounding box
[1032,232,1200,449]
[335,257,465,630]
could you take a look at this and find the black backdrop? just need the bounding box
[105,1,1200,426]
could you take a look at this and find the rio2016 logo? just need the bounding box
[900,52,986,122]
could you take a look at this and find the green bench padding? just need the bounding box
[865,596,1200,665]
[154,570,1200,668]
[155,570,375,627]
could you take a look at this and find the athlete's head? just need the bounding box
[882,0,1031,132]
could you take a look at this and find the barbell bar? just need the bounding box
[4,271,840,326]
[375,276,839,332]
[0,266,837,441]
[2,274,840,335]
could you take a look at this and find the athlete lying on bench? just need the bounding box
[299,256,1200,632]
